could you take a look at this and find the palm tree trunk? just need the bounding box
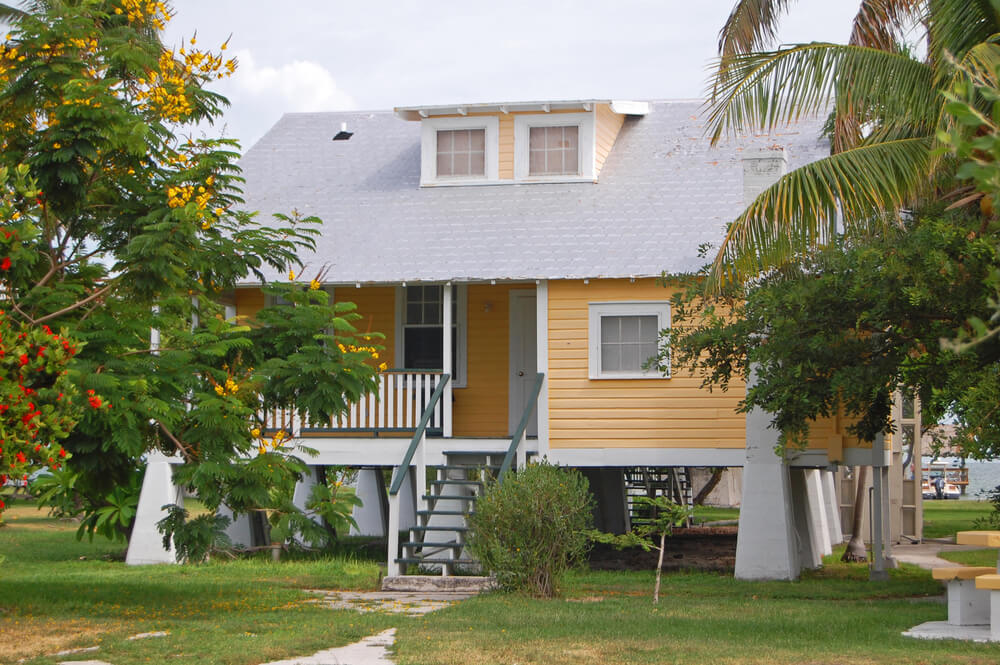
[841,465,869,562]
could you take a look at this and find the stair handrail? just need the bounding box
[498,372,544,481]
[388,373,451,496]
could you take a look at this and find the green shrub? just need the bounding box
[467,460,593,597]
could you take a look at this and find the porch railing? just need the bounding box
[259,369,448,436]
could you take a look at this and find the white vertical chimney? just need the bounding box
[742,148,787,206]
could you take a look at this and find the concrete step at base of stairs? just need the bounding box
[381,575,495,593]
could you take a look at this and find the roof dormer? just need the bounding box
[394,100,650,187]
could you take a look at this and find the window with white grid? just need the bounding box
[588,302,670,379]
[528,125,579,176]
[436,129,486,178]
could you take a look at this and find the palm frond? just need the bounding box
[928,0,999,73]
[708,136,934,287]
[707,42,936,145]
[849,0,923,49]
[718,0,796,60]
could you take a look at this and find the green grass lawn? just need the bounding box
[691,504,739,524]
[923,499,994,539]
[3,499,1000,664]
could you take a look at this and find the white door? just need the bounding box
[508,291,538,437]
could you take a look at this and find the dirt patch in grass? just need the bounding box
[0,615,122,660]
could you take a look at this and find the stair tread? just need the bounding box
[424,494,477,500]
[395,557,478,565]
[417,510,472,516]
[402,541,464,548]
[411,525,469,532]
[431,479,484,485]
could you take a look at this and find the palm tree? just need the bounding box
[708,1,1000,563]
[706,0,1000,286]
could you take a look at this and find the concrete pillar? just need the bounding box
[582,468,629,534]
[790,469,821,570]
[805,469,832,557]
[292,467,320,513]
[351,468,387,537]
[219,504,254,548]
[822,470,843,546]
[126,452,181,565]
[735,372,799,580]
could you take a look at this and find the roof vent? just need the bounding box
[333,121,353,141]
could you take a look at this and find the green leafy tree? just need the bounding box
[708,0,999,285]
[0,1,381,539]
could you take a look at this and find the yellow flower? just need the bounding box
[378,362,388,372]
[309,279,321,290]
[214,207,223,216]
[52,142,61,149]
[251,428,261,438]
[214,385,224,395]
[288,269,296,280]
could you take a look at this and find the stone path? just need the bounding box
[305,589,475,615]
[892,539,988,570]
[259,629,397,665]
[54,591,472,664]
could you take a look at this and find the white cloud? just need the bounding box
[231,50,356,113]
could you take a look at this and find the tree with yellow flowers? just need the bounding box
[0,1,381,552]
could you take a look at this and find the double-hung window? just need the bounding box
[420,117,499,185]
[588,302,670,379]
[398,285,466,385]
[514,112,595,181]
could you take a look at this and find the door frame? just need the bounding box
[508,289,538,436]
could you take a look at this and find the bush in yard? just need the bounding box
[467,460,593,597]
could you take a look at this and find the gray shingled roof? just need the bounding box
[237,101,829,284]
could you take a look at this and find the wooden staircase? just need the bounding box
[625,467,694,527]
[394,451,506,575]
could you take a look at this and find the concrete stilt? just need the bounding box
[805,469,832,557]
[582,468,628,534]
[351,468,387,537]
[821,470,843,545]
[790,469,821,569]
[125,452,181,565]
[735,378,799,580]
[219,504,254,548]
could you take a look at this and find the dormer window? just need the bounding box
[514,113,594,182]
[529,126,579,176]
[437,129,486,178]
[420,116,499,186]
[399,101,650,187]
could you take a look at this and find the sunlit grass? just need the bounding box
[923,499,993,539]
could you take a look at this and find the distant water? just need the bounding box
[963,461,1000,500]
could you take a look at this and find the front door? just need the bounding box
[508,291,538,437]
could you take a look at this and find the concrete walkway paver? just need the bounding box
[306,589,474,615]
[259,628,397,665]
[891,540,984,570]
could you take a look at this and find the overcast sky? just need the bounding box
[166,1,861,149]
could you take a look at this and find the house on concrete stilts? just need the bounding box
[126,99,917,580]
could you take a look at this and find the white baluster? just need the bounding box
[386,374,396,430]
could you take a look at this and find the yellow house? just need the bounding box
[205,100,901,580]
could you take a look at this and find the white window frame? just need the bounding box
[395,284,468,387]
[514,112,595,182]
[420,117,499,186]
[588,301,670,380]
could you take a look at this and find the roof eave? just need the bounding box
[394,99,650,120]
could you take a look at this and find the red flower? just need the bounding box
[0,257,10,271]
[88,396,102,408]
[15,451,25,463]
[18,354,28,366]
[58,448,66,458]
